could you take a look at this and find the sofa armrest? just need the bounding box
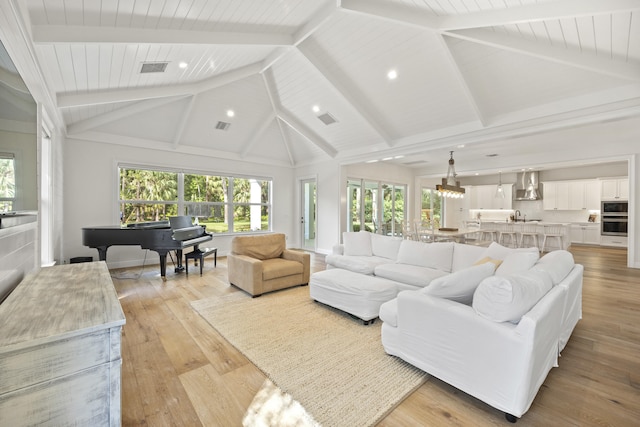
[332,244,344,255]
[227,253,264,295]
[392,286,565,417]
[282,249,311,283]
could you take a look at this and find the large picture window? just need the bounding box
[119,165,271,234]
[0,153,16,212]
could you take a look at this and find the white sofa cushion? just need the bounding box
[485,241,538,260]
[396,240,455,273]
[422,262,497,304]
[374,263,448,288]
[451,243,489,272]
[533,250,575,285]
[495,251,540,277]
[473,269,553,323]
[370,233,403,260]
[325,254,391,275]
[343,231,372,256]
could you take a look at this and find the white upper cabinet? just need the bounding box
[601,178,629,200]
[469,185,512,210]
[544,180,600,211]
[568,180,600,210]
[543,181,569,210]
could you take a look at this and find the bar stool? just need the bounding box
[498,222,518,248]
[519,223,540,251]
[479,222,499,243]
[542,224,565,253]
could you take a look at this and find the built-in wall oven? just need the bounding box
[601,201,628,236]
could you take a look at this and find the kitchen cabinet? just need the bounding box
[543,181,569,210]
[600,235,628,248]
[544,180,599,211]
[601,178,629,200]
[570,224,601,245]
[469,185,512,210]
[568,180,600,210]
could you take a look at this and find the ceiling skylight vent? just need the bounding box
[140,62,169,73]
[215,121,231,131]
[317,112,338,125]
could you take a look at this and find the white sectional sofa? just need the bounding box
[313,231,583,422]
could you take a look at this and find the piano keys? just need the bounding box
[82,221,212,279]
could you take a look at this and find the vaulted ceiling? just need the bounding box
[12,0,640,172]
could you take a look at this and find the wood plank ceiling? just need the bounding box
[15,0,640,171]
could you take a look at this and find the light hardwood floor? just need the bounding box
[112,245,640,426]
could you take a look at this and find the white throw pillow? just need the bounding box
[396,240,455,272]
[370,233,403,260]
[533,250,575,285]
[342,231,372,256]
[495,251,540,277]
[423,262,497,304]
[485,242,538,260]
[473,269,553,323]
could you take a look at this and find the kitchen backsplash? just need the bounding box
[513,200,600,223]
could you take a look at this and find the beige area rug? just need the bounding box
[191,286,428,427]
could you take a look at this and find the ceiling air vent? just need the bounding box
[215,121,231,131]
[317,112,338,125]
[140,62,169,74]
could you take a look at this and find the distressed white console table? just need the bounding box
[0,261,126,426]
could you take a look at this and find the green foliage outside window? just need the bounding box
[119,167,271,233]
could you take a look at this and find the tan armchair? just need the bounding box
[227,233,310,297]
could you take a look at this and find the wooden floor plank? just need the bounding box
[110,245,640,426]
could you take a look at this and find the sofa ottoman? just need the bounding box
[309,268,401,324]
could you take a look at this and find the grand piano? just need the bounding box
[82,217,212,279]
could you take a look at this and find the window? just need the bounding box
[0,153,15,212]
[119,165,272,234]
[347,178,406,235]
[421,188,443,227]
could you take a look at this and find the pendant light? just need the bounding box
[495,171,505,198]
[436,151,465,198]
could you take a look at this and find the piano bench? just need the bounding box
[185,247,217,276]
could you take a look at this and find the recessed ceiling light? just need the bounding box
[387,69,397,80]
[178,62,188,69]
[394,155,404,159]
[312,105,320,113]
[382,157,393,161]
[366,159,379,163]
[226,110,235,118]
[457,144,465,148]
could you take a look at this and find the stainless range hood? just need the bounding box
[515,171,541,200]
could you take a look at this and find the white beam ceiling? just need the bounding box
[340,0,640,83]
[57,63,263,107]
[66,95,190,135]
[32,25,293,46]
[447,29,640,82]
[296,43,394,146]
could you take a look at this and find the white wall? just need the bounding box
[63,137,295,269]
